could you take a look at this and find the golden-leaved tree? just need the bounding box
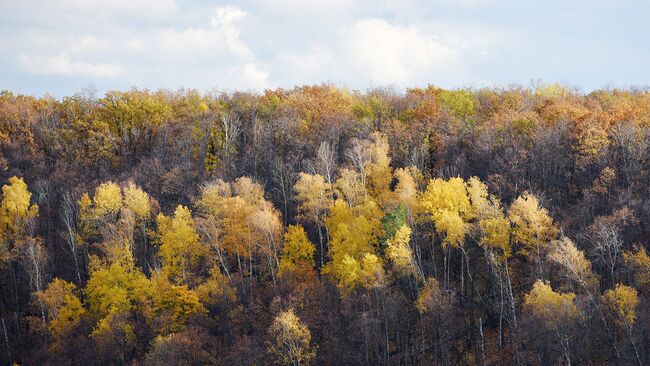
[156,205,204,285]
[508,192,558,278]
[279,225,316,280]
[0,176,39,262]
[267,308,317,366]
[523,280,582,364]
[602,284,642,365]
[324,198,384,294]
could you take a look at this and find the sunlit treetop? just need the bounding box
[602,284,639,326]
[508,192,558,255]
[0,176,39,248]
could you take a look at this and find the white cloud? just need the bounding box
[9,0,620,95]
[431,0,493,7]
[19,53,122,78]
[344,19,458,85]
[236,62,270,90]
[52,0,177,19]
[69,36,111,54]
[125,37,144,51]
[155,6,251,58]
[211,6,253,59]
[254,0,360,15]
[157,27,222,52]
[279,46,332,75]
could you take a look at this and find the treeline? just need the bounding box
[0,84,649,365]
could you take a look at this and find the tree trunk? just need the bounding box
[1,315,10,365]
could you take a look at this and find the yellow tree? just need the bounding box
[385,225,417,276]
[474,194,515,353]
[363,132,393,207]
[267,308,317,366]
[195,180,234,278]
[324,199,383,294]
[479,216,511,256]
[419,177,473,249]
[78,181,155,270]
[508,192,558,278]
[335,169,366,208]
[197,177,283,284]
[76,192,94,242]
[548,237,597,289]
[624,247,650,293]
[419,177,473,289]
[0,176,39,261]
[279,225,316,280]
[523,280,582,365]
[0,176,43,341]
[358,252,385,289]
[156,205,204,285]
[123,182,155,266]
[602,284,642,365]
[92,181,122,219]
[123,182,152,221]
[148,273,206,335]
[85,243,150,362]
[35,278,85,339]
[202,178,258,260]
[123,182,153,232]
[294,173,332,266]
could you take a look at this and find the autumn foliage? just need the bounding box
[0,84,649,365]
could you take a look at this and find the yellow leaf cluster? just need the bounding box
[294,173,331,225]
[602,284,639,326]
[386,225,415,275]
[268,308,317,366]
[324,198,384,293]
[479,217,511,255]
[419,177,472,248]
[0,176,39,254]
[508,192,558,255]
[195,268,237,307]
[156,205,204,284]
[279,225,315,277]
[623,247,650,291]
[35,278,85,339]
[524,280,581,327]
[123,182,152,221]
[364,133,393,206]
[149,273,206,335]
[92,181,123,217]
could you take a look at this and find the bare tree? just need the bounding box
[196,217,231,280]
[590,224,623,287]
[60,192,83,285]
[610,122,646,189]
[271,159,297,225]
[584,208,637,288]
[20,237,49,331]
[221,112,242,154]
[316,141,337,186]
[346,138,370,186]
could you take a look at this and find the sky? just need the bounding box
[0,0,649,97]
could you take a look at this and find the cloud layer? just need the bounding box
[0,0,648,96]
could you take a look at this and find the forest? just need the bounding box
[0,83,649,365]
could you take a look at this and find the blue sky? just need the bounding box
[1,0,648,97]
